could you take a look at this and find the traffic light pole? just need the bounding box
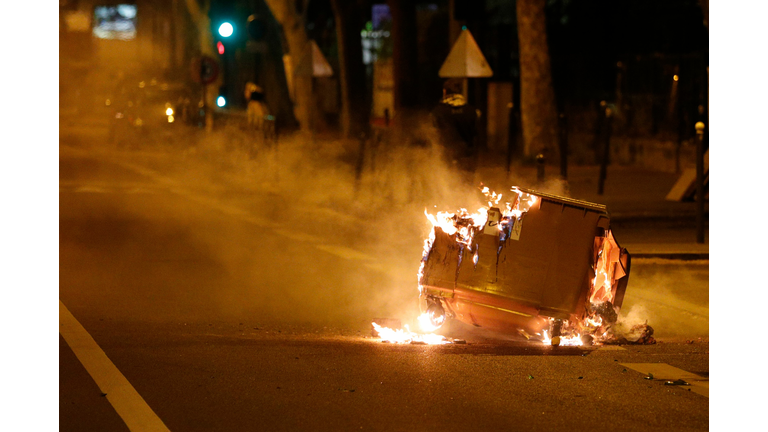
[204,83,213,132]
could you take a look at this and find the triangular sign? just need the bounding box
[310,41,334,77]
[439,29,493,78]
[296,40,334,77]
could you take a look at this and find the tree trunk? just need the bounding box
[388,0,419,111]
[182,0,218,110]
[264,0,314,133]
[516,0,559,158]
[331,0,369,139]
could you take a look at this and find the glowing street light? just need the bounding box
[218,22,234,38]
[217,96,227,107]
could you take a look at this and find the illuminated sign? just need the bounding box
[93,4,137,40]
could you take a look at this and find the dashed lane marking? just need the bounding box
[59,301,171,431]
[315,244,377,261]
[621,363,709,397]
[597,345,627,350]
[272,228,324,243]
[72,186,108,193]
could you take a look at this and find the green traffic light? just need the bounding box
[218,22,234,37]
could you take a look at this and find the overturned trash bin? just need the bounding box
[418,187,630,346]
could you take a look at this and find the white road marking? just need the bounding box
[597,345,627,350]
[59,301,171,431]
[621,362,709,397]
[315,244,376,261]
[60,180,162,195]
[272,228,324,243]
[73,186,108,193]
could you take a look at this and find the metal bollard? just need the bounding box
[507,103,518,175]
[597,107,614,195]
[695,122,706,244]
[591,100,607,163]
[354,132,368,195]
[536,153,546,184]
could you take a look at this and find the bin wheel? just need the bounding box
[419,295,447,330]
[426,302,446,329]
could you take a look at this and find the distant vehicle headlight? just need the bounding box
[166,107,174,116]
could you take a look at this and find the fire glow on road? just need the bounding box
[372,322,451,345]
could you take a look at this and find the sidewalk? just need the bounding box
[507,164,709,260]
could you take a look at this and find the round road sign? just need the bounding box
[190,55,220,85]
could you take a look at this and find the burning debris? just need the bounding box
[371,322,452,345]
[371,185,652,347]
[602,322,656,345]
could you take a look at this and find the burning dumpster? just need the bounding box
[417,187,630,346]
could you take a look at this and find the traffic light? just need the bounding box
[217,85,228,107]
[247,15,266,40]
[218,21,234,38]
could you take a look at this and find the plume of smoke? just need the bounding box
[82,71,587,330]
[616,262,709,339]
[177,117,512,327]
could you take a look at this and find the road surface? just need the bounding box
[58,133,709,431]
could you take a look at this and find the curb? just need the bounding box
[631,252,709,261]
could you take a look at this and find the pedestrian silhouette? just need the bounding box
[431,78,480,176]
[244,82,269,131]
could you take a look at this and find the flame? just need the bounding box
[583,315,603,328]
[422,187,538,248]
[372,320,450,345]
[417,312,442,332]
[542,330,584,347]
[416,186,542,333]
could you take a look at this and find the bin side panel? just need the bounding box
[496,200,602,317]
[455,230,501,292]
[421,227,461,293]
[496,251,548,306]
[537,203,602,317]
[467,301,549,334]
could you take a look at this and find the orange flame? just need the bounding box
[372,318,451,345]
[542,330,584,347]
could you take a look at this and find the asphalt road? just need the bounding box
[58,136,709,432]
